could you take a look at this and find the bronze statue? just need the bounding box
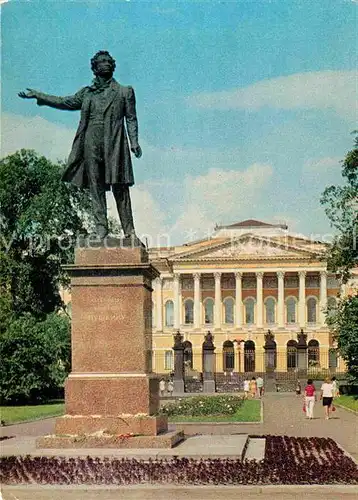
[19,51,142,240]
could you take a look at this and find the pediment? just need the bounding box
[173,234,320,261]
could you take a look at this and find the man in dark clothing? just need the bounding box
[19,51,142,240]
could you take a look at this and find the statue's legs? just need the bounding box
[112,184,135,237]
[85,126,108,239]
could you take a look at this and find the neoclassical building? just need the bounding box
[149,219,356,375]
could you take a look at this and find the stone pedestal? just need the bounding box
[202,331,216,393]
[38,241,183,449]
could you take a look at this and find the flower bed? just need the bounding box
[159,395,244,417]
[1,436,357,485]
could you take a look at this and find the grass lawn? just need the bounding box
[169,399,261,422]
[1,402,65,425]
[335,395,358,412]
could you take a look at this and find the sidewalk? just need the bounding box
[1,393,357,460]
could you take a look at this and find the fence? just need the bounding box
[153,350,347,393]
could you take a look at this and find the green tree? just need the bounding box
[327,295,358,385]
[322,135,358,385]
[321,134,357,282]
[0,312,71,403]
[0,149,93,318]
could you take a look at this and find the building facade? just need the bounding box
[149,220,354,376]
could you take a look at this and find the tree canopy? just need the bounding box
[0,149,93,319]
[321,134,358,282]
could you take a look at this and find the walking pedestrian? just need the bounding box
[249,377,257,398]
[256,376,264,398]
[304,379,316,419]
[243,378,250,399]
[320,377,334,420]
[159,378,166,397]
[167,379,174,397]
[331,376,340,398]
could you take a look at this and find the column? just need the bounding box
[298,270,306,328]
[320,270,327,325]
[235,272,243,328]
[256,272,264,328]
[193,273,201,329]
[155,277,163,331]
[277,271,285,328]
[173,273,181,329]
[214,272,222,329]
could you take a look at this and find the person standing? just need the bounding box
[304,379,316,419]
[249,377,257,398]
[159,378,166,397]
[167,379,174,397]
[331,376,340,398]
[320,377,334,420]
[243,378,250,399]
[256,376,264,398]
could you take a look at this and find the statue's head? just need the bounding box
[91,51,116,77]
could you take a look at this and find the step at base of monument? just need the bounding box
[243,437,266,461]
[36,430,184,449]
[55,415,168,437]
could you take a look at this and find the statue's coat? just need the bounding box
[36,79,138,189]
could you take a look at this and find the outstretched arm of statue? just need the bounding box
[18,87,86,111]
[124,86,142,158]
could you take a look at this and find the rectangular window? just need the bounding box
[164,350,174,370]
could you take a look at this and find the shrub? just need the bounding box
[159,395,244,417]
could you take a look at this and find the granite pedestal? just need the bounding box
[38,240,183,448]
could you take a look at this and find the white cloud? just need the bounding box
[303,156,341,174]
[1,113,74,162]
[1,112,274,246]
[302,156,342,185]
[169,163,273,242]
[188,70,357,121]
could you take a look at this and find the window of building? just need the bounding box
[286,297,297,324]
[224,297,234,324]
[244,297,255,324]
[327,296,337,318]
[287,340,298,370]
[184,299,194,324]
[265,297,276,324]
[308,339,320,367]
[244,340,255,372]
[165,300,174,327]
[164,350,173,370]
[204,298,214,324]
[307,297,317,323]
[183,340,193,369]
[223,340,235,372]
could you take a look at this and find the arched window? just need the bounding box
[265,297,276,324]
[183,340,193,369]
[265,341,277,370]
[327,297,337,318]
[204,298,214,324]
[286,297,297,324]
[244,340,255,372]
[164,350,173,370]
[287,340,298,370]
[308,339,320,367]
[223,340,235,372]
[307,297,317,323]
[244,298,255,325]
[165,300,174,327]
[224,297,234,324]
[184,299,194,324]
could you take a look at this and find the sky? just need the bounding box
[1,0,357,246]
